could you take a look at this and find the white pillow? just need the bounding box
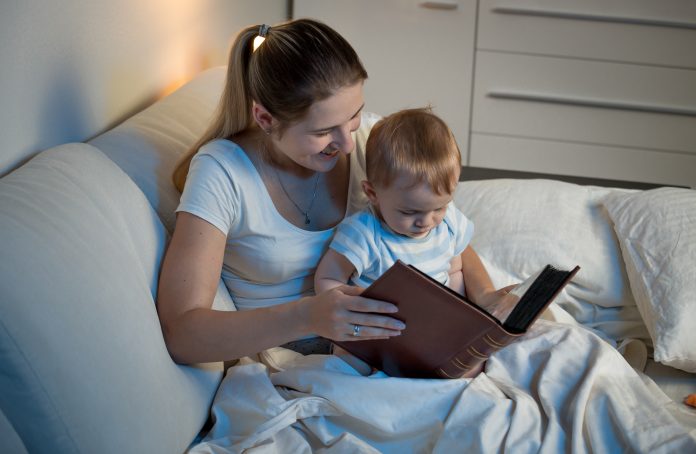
[453,179,649,343]
[0,144,224,452]
[603,187,696,372]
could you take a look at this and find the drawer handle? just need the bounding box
[420,1,459,11]
[488,90,696,117]
[492,6,696,30]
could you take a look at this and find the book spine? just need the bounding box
[435,330,518,379]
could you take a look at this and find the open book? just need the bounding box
[334,260,580,379]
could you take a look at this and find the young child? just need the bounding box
[315,108,507,318]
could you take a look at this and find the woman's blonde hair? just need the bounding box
[173,18,368,192]
[365,108,461,195]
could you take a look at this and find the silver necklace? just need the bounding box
[273,167,321,225]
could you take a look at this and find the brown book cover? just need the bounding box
[334,260,580,379]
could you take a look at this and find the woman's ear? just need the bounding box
[361,180,379,206]
[252,102,274,133]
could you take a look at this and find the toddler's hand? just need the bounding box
[477,284,519,323]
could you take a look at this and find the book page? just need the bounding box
[494,267,547,325]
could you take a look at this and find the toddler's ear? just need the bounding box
[361,180,379,205]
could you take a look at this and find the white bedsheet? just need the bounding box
[190,320,696,453]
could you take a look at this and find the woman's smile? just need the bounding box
[320,146,340,158]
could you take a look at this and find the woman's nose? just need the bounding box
[334,125,354,153]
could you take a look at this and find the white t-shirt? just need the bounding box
[176,112,378,310]
[329,204,474,288]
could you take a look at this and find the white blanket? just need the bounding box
[190,320,696,453]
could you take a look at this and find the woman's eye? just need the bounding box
[314,131,330,137]
[350,116,362,132]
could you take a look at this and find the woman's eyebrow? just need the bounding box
[310,103,365,133]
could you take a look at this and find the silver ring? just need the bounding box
[352,324,361,337]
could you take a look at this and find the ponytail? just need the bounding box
[173,25,258,192]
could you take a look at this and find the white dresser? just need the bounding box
[294,0,696,187]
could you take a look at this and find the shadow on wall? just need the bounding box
[36,62,92,162]
[10,60,160,180]
[1,60,94,179]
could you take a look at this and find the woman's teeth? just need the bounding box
[321,149,339,157]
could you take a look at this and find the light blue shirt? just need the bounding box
[329,204,474,287]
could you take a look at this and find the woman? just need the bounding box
[158,19,407,364]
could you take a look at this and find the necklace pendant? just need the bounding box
[273,166,320,228]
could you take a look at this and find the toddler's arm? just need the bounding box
[459,246,494,300]
[460,246,517,322]
[315,249,357,294]
[447,254,465,294]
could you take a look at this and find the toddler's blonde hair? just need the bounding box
[365,108,461,195]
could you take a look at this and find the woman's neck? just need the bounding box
[264,148,316,180]
[239,128,317,179]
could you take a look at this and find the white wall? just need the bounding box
[0,0,287,176]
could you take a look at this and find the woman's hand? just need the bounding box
[298,285,405,341]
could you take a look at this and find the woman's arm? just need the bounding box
[315,249,357,293]
[157,212,404,364]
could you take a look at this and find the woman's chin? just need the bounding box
[313,152,341,171]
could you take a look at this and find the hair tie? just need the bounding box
[253,24,271,51]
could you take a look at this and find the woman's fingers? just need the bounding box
[339,323,398,341]
[333,319,400,341]
[339,292,405,334]
[311,286,404,340]
[341,293,399,315]
[349,311,405,332]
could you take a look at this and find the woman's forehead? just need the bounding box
[303,83,364,131]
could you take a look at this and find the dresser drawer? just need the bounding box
[478,0,696,68]
[471,51,696,153]
[469,134,696,188]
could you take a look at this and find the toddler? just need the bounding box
[315,108,506,315]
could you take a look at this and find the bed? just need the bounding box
[1,66,695,453]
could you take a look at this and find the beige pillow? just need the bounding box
[603,187,696,372]
[89,66,225,232]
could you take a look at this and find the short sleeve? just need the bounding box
[329,212,379,277]
[446,204,475,256]
[354,111,381,163]
[177,152,238,235]
[345,111,382,216]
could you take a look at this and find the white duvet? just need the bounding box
[190,320,696,453]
